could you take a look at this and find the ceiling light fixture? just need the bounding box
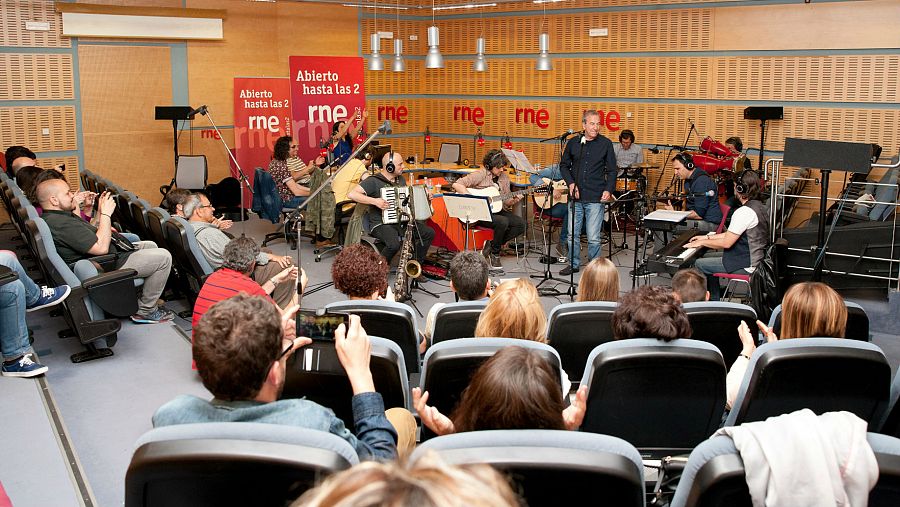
[391,0,405,72]
[473,6,487,72]
[368,0,383,71]
[425,0,444,69]
[535,2,552,71]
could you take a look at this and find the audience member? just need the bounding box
[576,257,619,302]
[1,251,70,377]
[191,237,301,369]
[423,251,491,341]
[268,135,312,208]
[37,179,174,324]
[153,294,408,461]
[727,282,848,408]
[185,193,296,308]
[331,243,392,301]
[413,346,587,436]
[612,285,692,341]
[5,145,36,177]
[166,188,232,230]
[13,165,42,194]
[672,268,709,303]
[292,451,520,507]
[474,278,545,343]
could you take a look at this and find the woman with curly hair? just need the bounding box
[331,243,390,300]
[611,285,692,341]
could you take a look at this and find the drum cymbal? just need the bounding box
[631,163,660,169]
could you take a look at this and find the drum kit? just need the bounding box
[684,136,748,185]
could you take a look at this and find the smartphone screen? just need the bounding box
[296,310,348,341]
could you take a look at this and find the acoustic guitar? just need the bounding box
[532,177,570,210]
[466,184,550,213]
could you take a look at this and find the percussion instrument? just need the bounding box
[685,152,746,177]
[616,177,641,192]
[700,136,735,158]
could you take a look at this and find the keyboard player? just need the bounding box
[347,151,435,265]
[651,152,723,255]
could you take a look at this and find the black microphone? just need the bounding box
[539,129,575,143]
[649,147,660,154]
[187,105,207,118]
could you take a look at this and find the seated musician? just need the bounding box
[530,164,570,259]
[683,169,769,300]
[451,149,526,270]
[333,149,373,212]
[652,152,723,254]
[347,151,435,266]
[613,129,644,173]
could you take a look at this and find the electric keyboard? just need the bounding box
[646,230,707,275]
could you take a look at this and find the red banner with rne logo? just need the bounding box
[289,56,367,162]
[233,76,292,207]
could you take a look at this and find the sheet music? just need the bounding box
[501,149,535,173]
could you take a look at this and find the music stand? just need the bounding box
[501,149,535,174]
[442,193,493,250]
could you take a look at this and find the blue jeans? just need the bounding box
[694,252,749,301]
[283,195,306,209]
[566,201,605,269]
[0,251,41,360]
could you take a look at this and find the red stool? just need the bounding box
[713,272,751,302]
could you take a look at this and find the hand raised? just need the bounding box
[412,387,455,436]
[562,385,588,430]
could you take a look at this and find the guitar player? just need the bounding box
[452,149,526,270]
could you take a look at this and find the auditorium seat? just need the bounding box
[126,422,357,507]
[418,338,563,441]
[683,301,757,367]
[546,301,617,386]
[325,299,421,375]
[25,217,140,363]
[767,301,871,341]
[580,339,726,459]
[429,300,488,345]
[163,216,213,301]
[128,197,154,241]
[280,337,410,430]
[725,339,891,429]
[146,207,171,250]
[878,372,900,438]
[411,429,645,506]
[671,432,900,507]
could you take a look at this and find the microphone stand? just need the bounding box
[565,136,587,300]
[197,107,254,238]
[469,129,481,169]
[300,124,389,296]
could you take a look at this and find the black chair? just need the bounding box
[281,337,409,430]
[206,176,243,221]
[129,198,153,241]
[725,338,891,429]
[684,302,758,367]
[879,372,900,438]
[429,300,489,345]
[163,216,213,301]
[546,301,617,386]
[671,432,900,507]
[580,338,726,459]
[419,338,563,441]
[126,422,358,507]
[146,207,171,250]
[25,217,139,362]
[768,301,871,342]
[325,300,421,375]
[113,191,141,235]
[411,430,645,507]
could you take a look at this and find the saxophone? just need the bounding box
[393,193,422,302]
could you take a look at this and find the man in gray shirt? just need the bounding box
[612,129,644,174]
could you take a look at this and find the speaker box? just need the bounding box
[743,106,783,121]
[783,138,873,174]
[155,106,193,121]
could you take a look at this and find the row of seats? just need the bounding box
[125,422,900,507]
[279,334,900,454]
[1,171,142,362]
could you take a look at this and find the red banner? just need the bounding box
[289,56,367,162]
[233,76,292,206]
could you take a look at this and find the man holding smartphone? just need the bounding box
[154,294,410,461]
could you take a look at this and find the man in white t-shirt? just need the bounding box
[683,170,769,300]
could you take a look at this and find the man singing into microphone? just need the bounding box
[651,152,723,255]
[558,110,617,276]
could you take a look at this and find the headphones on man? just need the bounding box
[734,169,757,195]
[385,147,396,173]
[675,152,695,170]
[619,129,635,143]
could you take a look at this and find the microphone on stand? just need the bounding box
[186,105,207,118]
[649,146,660,154]
[539,129,575,143]
[378,120,393,134]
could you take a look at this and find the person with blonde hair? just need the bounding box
[576,257,619,302]
[727,282,848,408]
[292,451,520,507]
[474,278,546,343]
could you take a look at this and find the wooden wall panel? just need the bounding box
[36,155,80,190]
[0,0,69,48]
[0,106,77,151]
[0,54,75,101]
[79,45,173,201]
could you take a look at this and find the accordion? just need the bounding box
[380,185,433,224]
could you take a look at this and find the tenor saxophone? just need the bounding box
[393,200,421,302]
